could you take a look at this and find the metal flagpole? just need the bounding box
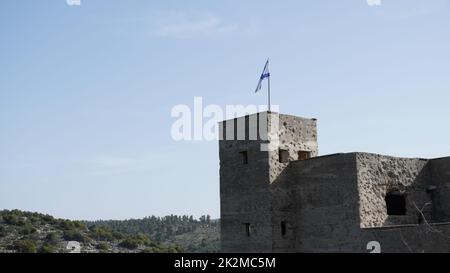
[267,59,271,112]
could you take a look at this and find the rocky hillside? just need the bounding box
[0,210,220,253]
[87,215,220,253]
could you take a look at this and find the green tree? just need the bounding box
[119,237,140,249]
[59,220,75,230]
[4,214,19,225]
[13,239,37,253]
[46,232,60,245]
[63,230,90,243]
[89,226,115,241]
[39,243,57,253]
[19,224,36,235]
[41,214,55,223]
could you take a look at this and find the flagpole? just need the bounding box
[267,59,271,112]
[267,73,271,112]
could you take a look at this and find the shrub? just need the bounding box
[141,247,158,253]
[119,237,140,249]
[89,226,115,241]
[119,233,154,249]
[10,209,23,216]
[41,214,55,223]
[111,230,124,240]
[0,227,6,238]
[96,242,109,251]
[72,221,86,229]
[39,243,57,253]
[166,245,183,253]
[46,232,60,245]
[13,239,37,253]
[59,220,75,230]
[19,224,37,235]
[29,216,39,224]
[134,233,152,245]
[4,214,19,225]
[63,230,89,243]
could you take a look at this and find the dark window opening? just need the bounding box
[240,151,248,164]
[385,192,406,215]
[298,151,311,161]
[279,149,289,163]
[244,223,251,237]
[281,221,287,236]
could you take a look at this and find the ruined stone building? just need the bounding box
[219,112,450,252]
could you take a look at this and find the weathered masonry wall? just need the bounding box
[267,113,318,252]
[356,154,431,228]
[219,111,450,253]
[268,113,318,184]
[360,156,450,253]
[281,153,450,253]
[219,112,319,253]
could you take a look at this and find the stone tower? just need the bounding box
[219,111,318,252]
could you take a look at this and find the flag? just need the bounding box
[255,59,270,93]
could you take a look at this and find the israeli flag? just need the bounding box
[255,59,270,93]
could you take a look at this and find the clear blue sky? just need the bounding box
[1,0,449,220]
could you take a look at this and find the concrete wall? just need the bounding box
[219,113,272,252]
[430,157,450,221]
[285,153,361,252]
[359,224,450,253]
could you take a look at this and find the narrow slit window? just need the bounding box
[279,149,289,163]
[240,151,248,165]
[385,192,406,215]
[281,221,287,236]
[244,223,251,237]
[298,151,311,161]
